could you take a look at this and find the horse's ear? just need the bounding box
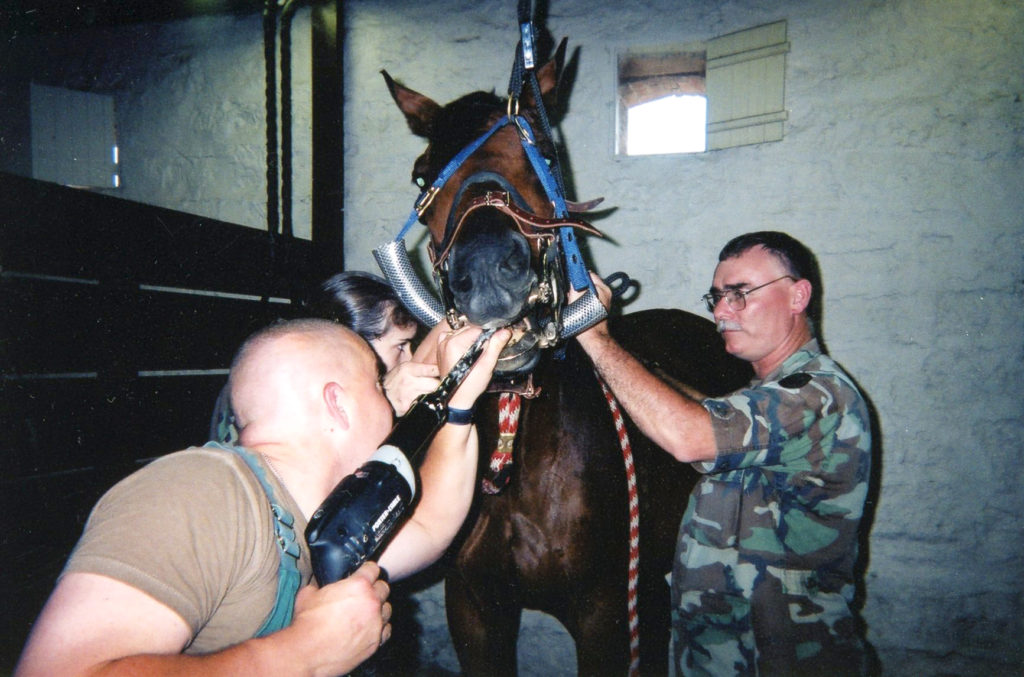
[523,37,568,114]
[382,70,441,139]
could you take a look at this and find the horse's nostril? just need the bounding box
[498,247,527,276]
[452,274,472,294]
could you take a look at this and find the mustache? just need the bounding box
[717,319,742,333]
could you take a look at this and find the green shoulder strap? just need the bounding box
[204,442,302,637]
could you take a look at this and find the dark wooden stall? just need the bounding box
[0,172,316,670]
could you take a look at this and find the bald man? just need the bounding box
[16,318,509,677]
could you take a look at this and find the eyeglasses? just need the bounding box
[701,276,796,313]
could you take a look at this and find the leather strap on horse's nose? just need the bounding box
[433,191,606,269]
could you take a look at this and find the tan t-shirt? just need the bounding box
[63,446,312,653]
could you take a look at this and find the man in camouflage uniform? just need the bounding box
[573,231,872,675]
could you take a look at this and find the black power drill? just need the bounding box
[305,328,495,585]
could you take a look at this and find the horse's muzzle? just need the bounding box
[447,219,536,328]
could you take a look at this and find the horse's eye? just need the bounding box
[415,176,427,188]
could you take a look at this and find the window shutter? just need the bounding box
[706,20,789,150]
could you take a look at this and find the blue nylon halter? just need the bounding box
[395,115,513,240]
[394,114,592,292]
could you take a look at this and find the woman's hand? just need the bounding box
[382,361,440,415]
[436,325,511,411]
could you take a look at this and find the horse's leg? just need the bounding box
[637,572,672,676]
[443,397,522,677]
[445,568,521,677]
[445,498,522,677]
[565,592,632,677]
[564,572,670,676]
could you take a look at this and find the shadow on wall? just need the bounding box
[851,379,884,677]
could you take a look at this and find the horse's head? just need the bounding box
[381,39,605,375]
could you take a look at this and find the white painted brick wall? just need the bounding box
[3,13,317,237]
[3,0,1020,672]
[343,0,1024,673]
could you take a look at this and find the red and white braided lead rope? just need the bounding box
[482,392,520,495]
[598,375,641,677]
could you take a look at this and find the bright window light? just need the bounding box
[626,94,707,155]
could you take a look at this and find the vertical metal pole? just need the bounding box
[311,0,344,278]
[280,0,296,239]
[263,0,280,241]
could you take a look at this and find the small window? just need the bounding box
[617,50,707,156]
[616,20,789,156]
[31,83,120,189]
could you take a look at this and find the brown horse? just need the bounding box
[380,41,751,676]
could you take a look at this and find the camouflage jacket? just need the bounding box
[672,339,872,676]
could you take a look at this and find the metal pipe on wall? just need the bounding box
[262,0,279,241]
[311,0,345,277]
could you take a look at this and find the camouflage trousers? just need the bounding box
[672,562,868,676]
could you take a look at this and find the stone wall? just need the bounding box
[343,0,1024,673]
[2,0,1021,672]
[0,11,314,237]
